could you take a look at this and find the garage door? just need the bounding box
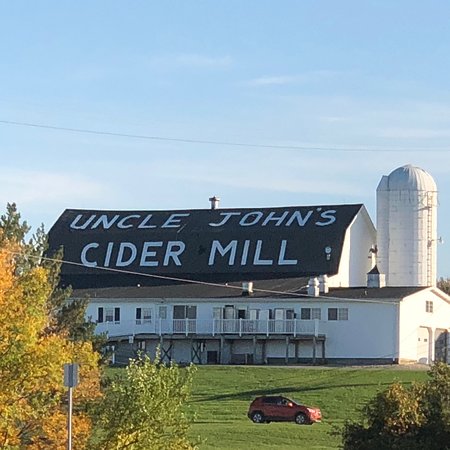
[417,327,430,364]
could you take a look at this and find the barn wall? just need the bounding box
[329,207,376,288]
[87,296,407,363]
[318,301,398,359]
[398,289,450,363]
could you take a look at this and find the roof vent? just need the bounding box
[307,277,319,297]
[367,265,386,288]
[242,281,254,296]
[319,275,329,294]
[209,196,220,210]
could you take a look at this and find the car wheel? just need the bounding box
[295,413,308,425]
[251,411,265,423]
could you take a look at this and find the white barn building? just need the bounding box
[48,164,450,365]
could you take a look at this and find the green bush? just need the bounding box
[341,363,450,450]
[91,353,198,450]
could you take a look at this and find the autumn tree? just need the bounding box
[91,354,198,450]
[0,203,104,348]
[0,204,200,448]
[0,205,102,449]
[341,363,450,450]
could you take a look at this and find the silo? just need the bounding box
[376,165,438,287]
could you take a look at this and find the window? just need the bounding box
[173,305,197,319]
[338,308,349,321]
[328,308,338,321]
[301,308,311,320]
[426,301,433,313]
[105,308,114,323]
[300,308,321,320]
[237,309,247,319]
[328,308,348,321]
[136,307,152,325]
[262,397,278,404]
[173,305,197,333]
[102,307,120,323]
[142,308,151,323]
[286,309,295,320]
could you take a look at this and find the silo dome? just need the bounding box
[376,164,438,287]
[387,164,437,192]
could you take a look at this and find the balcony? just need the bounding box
[96,318,320,339]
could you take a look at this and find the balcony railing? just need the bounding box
[96,318,320,338]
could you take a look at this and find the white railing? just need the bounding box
[96,318,320,338]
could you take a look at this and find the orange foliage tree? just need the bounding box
[0,206,102,449]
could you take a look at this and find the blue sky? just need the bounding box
[2,1,450,276]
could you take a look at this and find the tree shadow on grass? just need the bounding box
[192,380,415,403]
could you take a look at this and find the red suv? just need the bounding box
[248,395,322,425]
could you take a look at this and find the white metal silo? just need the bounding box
[376,165,438,287]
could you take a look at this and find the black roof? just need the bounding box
[48,204,365,289]
[72,277,310,299]
[320,286,425,300]
[71,278,425,301]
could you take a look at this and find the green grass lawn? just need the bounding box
[187,365,429,450]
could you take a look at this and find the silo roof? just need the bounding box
[387,164,437,191]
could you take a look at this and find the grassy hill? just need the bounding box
[188,365,429,449]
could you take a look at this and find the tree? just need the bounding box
[341,363,450,450]
[0,204,199,449]
[0,202,104,347]
[0,241,102,448]
[437,277,450,296]
[0,204,103,449]
[418,363,450,446]
[91,354,198,450]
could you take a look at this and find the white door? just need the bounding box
[249,309,259,332]
[259,310,269,334]
[213,307,223,333]
[417,327,430,364]
[224,306,235,332]
[275,308,284,332]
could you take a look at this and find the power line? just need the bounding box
[11,249,311,298]
[1,119,448,153]
[9,249,418,304]
[9,250,445,363]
